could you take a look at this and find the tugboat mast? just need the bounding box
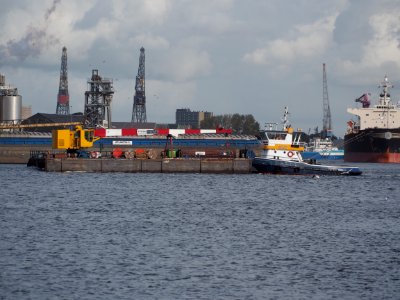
[282,106,290,130]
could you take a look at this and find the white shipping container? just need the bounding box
[106,129,122,137]
[169,129,185,137]
[200,130,216,134]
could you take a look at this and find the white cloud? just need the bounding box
[363,13,400,67]
[2,0,400,137]
[334,8,400,84]
[157,48,213,82]
[128,34,170,50]
[243,15,337,67]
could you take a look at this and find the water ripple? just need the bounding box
[0,164,400,299]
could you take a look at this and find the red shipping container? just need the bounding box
[122,128,138,136]
[94,128,106,137]
[185,129,201,135]
[156,128,169,135]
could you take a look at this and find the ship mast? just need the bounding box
[378,75,393,107]
[378,75,394,129]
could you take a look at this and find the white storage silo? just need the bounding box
[0,74,22,122]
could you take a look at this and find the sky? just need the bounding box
[1,0,400,137]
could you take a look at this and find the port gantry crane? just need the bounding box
[131,47,147,123]
[322,63,332,138]
[56,47,70,115]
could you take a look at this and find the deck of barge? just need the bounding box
[39,157,253,173]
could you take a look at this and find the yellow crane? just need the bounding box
[52,125,100,149]
[0,121,98,150]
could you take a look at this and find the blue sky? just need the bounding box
[1,0,400,136]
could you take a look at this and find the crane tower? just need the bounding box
[322,63,332,138]
[131,47,147,123]
[56,47,70,115]
[84,69,114,128]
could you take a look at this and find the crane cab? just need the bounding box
[52,125,100,149]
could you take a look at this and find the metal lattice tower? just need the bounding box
[322,63,332,138]
[56,47,70,115]
[84,69,114,128]
[131,47,147,123]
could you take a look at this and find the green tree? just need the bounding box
[201,114,260,135]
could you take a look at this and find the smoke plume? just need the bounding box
[0,0,62,66]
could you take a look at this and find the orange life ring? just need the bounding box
[287,151,294,158]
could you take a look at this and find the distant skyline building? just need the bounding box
[21,105,32,120]
[176,108,213,129]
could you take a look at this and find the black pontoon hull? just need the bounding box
[252,157,362,176]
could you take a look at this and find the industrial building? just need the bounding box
[176,108,213,129]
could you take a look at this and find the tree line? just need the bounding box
[201,114,260,135]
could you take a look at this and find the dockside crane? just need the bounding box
[131,47,147,123]
[56,47,70,115]
[322,63,332,138]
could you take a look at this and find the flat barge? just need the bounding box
[29,156,253,173]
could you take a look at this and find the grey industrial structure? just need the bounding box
[0,74,22,124]
[1,45,215,131]
[176,108,213,129]
[84,69,114,128]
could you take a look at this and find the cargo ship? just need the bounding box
[302,138,344,160]
[344,75,400,163]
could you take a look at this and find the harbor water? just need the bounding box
[1,163,399,299]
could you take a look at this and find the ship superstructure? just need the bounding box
[344,75,400,163]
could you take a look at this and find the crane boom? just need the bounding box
[0,122,81,130]
[131,47,147,123]
[322,63,332,138]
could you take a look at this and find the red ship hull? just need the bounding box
[344,152,400,163]
[344,129,400,163]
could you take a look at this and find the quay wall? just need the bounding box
[0,146,52,164]
[45,158,252,173]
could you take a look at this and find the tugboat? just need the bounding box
[252,107,362,175]
[344,75,400,163]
